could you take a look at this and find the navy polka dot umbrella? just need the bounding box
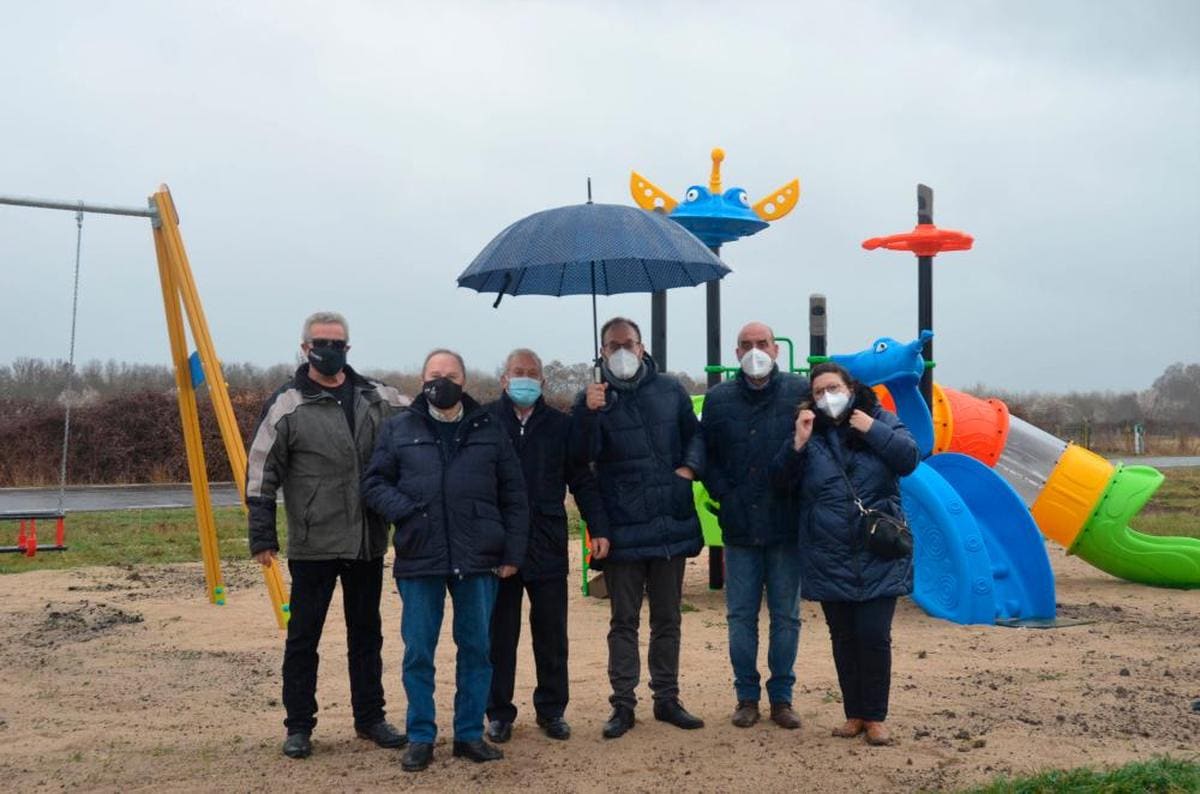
[457,201,730,361]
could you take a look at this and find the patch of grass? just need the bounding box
[1134,467,1200,540]
[680,601,698,613]
[964,755,1200,793]
[0,507,283,574]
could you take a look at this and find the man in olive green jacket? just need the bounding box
[246,312,408,759]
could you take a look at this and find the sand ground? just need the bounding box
[1,546,1197,793]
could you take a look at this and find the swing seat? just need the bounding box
[0,511,69,556]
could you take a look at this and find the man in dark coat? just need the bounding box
[362,349,529,772]
[571,317,705,739]
[700,322,809,730]
[246,311,409,759]
[484,348,605,744]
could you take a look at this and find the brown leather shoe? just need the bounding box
[731,701,760,728]
[831,718,865,738]
[769,702,802,730]
[864,721,893,746]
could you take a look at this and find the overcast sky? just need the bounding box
[2,1,1197,393]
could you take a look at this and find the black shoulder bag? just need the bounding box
[834,460,913,561]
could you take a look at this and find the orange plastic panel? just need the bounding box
[1030,444,1114,548]
[872,384,896,413]
[931,382,954,454]
[942,387,1010,466]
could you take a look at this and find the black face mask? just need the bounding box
[423,377,463,410]
[308,347,346,378]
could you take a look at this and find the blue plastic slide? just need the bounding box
[925,453,1056,620]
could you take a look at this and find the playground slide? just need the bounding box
[958,401,1200,589]
[924,453,1056,620]
[878,375,1200,589]
[899,462,997,624]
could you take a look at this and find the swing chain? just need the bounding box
[57,203,84,515]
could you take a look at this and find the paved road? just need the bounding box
[1105,456,1200,468]
[2,456,1197,516]
[0,482,244,516]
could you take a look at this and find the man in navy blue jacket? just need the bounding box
[700,322,809,730]
[571,317,706,739]
[362,349,528,772]
[484,348,605,745]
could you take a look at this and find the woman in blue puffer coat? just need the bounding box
[769,362,918,746]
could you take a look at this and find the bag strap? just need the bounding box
[825,429,869,517]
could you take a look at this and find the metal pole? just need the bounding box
[705,243,723,589]
[705,245,722,389]
[651,290,667,372]
[0,194,158,219]
[917,184,934,409]
[808,293,827,360]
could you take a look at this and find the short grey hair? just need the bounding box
[422,348,466,378]
[301,311,349,343]
[503,348,543,375]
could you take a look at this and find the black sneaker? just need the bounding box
[355,720,407,748]
[653,699,705,730]
[601,706,635,739]
[452,739,504,763]
[401,742,434,772]
[282,731,312,759]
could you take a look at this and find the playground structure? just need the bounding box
[0,187,290,629]
[630,148,800,588]
[585,178,1200,622]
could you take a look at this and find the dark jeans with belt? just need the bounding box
[604,556,687,710]
[487,573,569,724]
[282,557,386,734]
[820,597,897,722]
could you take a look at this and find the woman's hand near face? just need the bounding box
[848,409,874,433]
[793,408,815,450]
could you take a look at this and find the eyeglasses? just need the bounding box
[310,338,347,351]
[812,384,847,398]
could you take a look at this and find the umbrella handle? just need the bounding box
[492,273,513,308]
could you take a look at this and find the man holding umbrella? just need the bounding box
[572,316,706,739]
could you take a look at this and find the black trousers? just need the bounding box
[605,557,687,709]
[282,557,386,733]
[820,597,897,722]
[486,573,569,723]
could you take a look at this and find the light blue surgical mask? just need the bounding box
[506,377,542,407]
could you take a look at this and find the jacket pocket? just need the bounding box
[670,472,697,520]
[393,508,429,557]
[474,501,506,557]
[607,477,648,526]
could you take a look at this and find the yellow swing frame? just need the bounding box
[1,184,289,628]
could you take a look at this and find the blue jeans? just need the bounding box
[396,573,498,743]
[724,542,802,704]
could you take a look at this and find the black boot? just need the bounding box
[452,739,504,763]
[401,742,434,772]
[601,706,635,739]
[282,732,312,759]
[653,699,705,730]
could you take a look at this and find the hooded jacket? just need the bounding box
[246,364,409,561]
[361,393,530,579]
[769,383,919,602]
